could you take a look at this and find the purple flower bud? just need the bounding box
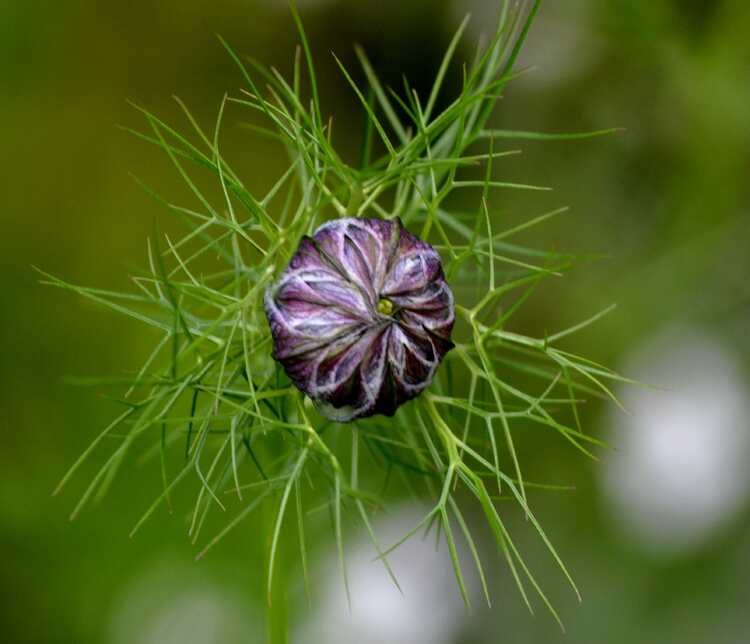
[265,217,455,422]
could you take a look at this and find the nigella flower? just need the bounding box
[264,217,455,422]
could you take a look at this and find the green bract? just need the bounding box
[49,0,625,632]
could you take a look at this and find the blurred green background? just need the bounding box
[2,1,749,642]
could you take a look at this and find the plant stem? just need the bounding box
[265,495,289,644]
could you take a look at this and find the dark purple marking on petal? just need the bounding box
[397,307,455,339]
[288,236,330,273]
[382,252,443,297]
[342,234,376,304]
[277,275,371,319]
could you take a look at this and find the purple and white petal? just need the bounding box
[265,217,455,422]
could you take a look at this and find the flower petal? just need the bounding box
[265,217,455,421]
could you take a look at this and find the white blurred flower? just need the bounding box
[296,504,473,644]
[601,327,750,556]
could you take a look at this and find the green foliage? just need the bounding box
[46,0,625,629]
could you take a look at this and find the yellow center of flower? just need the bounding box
[377,297,395,316]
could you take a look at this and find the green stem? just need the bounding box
[265,489,289,644]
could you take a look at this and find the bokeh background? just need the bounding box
[2,1,749,642]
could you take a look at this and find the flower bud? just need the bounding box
[264,217,455,421]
